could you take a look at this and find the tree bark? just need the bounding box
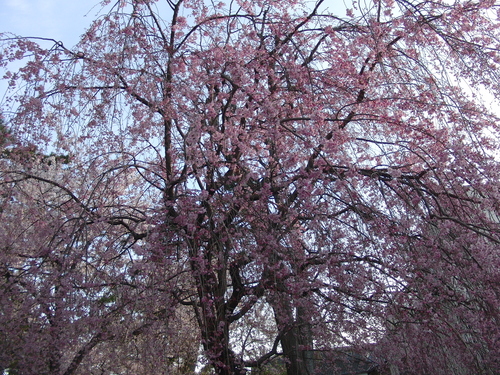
[269,293,313,375]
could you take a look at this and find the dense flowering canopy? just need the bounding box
[2,0,500,374]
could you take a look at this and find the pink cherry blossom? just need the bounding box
[1,1,500,374]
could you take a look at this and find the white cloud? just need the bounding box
[4,0,30,12]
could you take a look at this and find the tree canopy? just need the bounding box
[2,0,500,374]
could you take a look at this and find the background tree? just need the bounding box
[2,0,500,374]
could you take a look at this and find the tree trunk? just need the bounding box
[191,243,245,375]
[269,294,313,375]
[199,313,246,375]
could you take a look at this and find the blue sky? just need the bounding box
[0,0,101,47]
[1,0,348,48]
